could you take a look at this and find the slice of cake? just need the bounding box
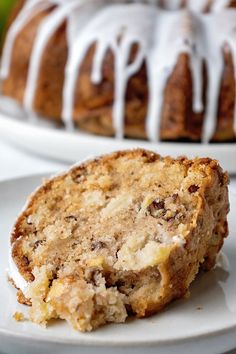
[10,149,229,332]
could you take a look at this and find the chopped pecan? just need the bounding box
[172,193,179,202]
[188,185,199,193]
[91,241,106,251]
[147,199,165,218]
[65,215,78,222]
[33,240,44,250]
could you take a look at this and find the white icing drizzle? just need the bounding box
[211,0,232,12]
[146,10,193,141]
[201,10,236,142]
[190,56,204,113]
[0,0,51,80]
[24,0,84,116]
[63,3,154,136]
[62,0,114,129]
[1,0,236,142]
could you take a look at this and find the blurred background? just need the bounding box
[0,0,15,48]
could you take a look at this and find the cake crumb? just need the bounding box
[196,306,203,310]
[13,312,25,322]
[184,291,190,299]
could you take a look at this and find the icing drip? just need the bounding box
[1,0,236,142]
[198,11,236,142]
[24,0,87,116]
[146,10,193,141]
[63,3,155,137]
[0,0,51,80]
[62,0,113,129]
[191,59,204,113]
[211,0,232,12]
[112,36,148,138]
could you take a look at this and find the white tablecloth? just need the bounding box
[0,139,235,354]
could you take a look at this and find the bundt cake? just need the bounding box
[9,149,229,332]
[1,0,236,142]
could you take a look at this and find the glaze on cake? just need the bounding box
[1,0,236,142]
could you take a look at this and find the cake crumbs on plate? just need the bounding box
[13,312,25,322]
[196,306,203,310]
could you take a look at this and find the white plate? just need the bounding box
[0,96,236,172]
[0,174,236,354]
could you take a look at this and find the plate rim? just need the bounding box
[1,98,236,171]
[0,322,236,347]
[0,104,235,150]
